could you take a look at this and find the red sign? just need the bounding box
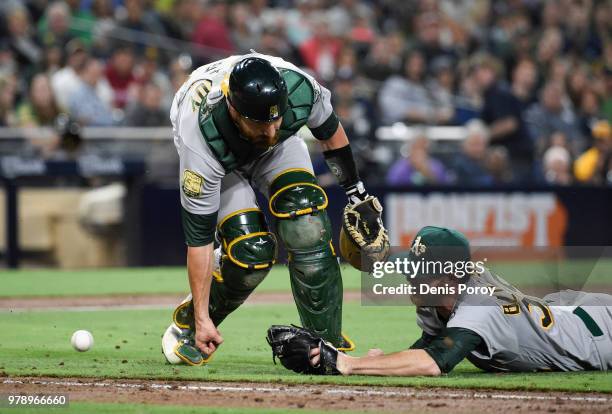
[386,193,568,248]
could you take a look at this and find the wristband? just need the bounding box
[323,145,369,204]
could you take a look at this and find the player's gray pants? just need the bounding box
[547,290,612,370]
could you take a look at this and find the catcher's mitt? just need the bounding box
[339,196,390,271]
[266,325,341,375]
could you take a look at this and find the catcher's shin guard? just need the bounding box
[210,208,277,325]
[269,169,346,348]
[175,209,277,328]
[166,209,276,365]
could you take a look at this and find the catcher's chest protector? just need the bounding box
[198,69,315,173]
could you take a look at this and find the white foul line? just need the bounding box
[0,304,174,313]
[2,378,610,403]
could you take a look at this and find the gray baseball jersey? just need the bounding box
[416,269,612,371]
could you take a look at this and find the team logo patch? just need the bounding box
[411,236,426,256]
[270,105,279,118]
[182,170,204,197]
[190,80,212,112]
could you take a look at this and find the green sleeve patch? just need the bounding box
[181,207,218,247]
[422,327,482,373]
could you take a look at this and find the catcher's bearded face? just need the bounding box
[229,103,282,149]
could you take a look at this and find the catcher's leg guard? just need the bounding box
[269,169,348,348]
[210,208,277,325]
[165,209,276,365]
[175,209,277,328]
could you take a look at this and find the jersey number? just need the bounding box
[489,272,554,330]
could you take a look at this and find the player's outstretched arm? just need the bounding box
[268,325,442,377]
[293,326,481,377]
[187,244,224,355]
[328,349,442,377]
[322,327,483,377]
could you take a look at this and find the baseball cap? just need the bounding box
[407,226,471,277]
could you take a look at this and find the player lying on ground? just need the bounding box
[162,53,389,365]
[268,226,612,375]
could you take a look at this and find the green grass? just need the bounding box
[0,265,362,297]
[2,262,612,395]
[1,302,611,393]
[3,258,612,298]
[486,258,612,288]
[6,402,358,414]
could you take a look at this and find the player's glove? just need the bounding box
[339,196,390,272]
[266,325,341,375]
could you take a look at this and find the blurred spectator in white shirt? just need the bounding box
[52,39,112,111]
[68,57,114,126]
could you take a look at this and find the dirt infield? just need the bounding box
[2,376,611,413]
[0,291,362,311]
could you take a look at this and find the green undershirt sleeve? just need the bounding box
[310,112,340,140]
[421,327,482,374]
[409,331,436,349]
[181,207,218,247]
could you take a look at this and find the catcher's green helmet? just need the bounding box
[228,57,288,122]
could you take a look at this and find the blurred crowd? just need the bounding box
[0,0,610,186]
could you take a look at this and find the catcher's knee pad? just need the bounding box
[269,169,331,249]
[269,169,344,346]
[218,208,277,272]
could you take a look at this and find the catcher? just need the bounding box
[162,53,389,365]
[268,226,612,375]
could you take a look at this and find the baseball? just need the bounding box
[71,330,94,352]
